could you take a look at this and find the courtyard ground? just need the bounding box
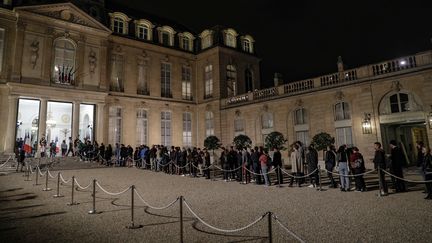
[0,159,431,243]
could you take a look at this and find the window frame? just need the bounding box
[204,64,213,99]
[334,102,351,121]
[52,38,76,84]
[205,111,214,137]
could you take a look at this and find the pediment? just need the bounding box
[16,3,110,32]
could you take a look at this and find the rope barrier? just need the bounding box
[95,181,131,196]
[281,168,318,178]
[74,179,92,190]
[213,165,242,173]
[0,156,12,169]
[173,163,190,169]
[380,169,432,183]
[272,214,306,243]
[183,199,266,233]
[60,173,72,184]
[38,167,46,176]
[134,189,179,210]
[47,169,56,179]
[28,165,35,174]
[244,167,277,176]
[324,168,377,177]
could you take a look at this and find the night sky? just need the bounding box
[111,0,432,87]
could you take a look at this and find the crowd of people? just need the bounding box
[13,137,432,200]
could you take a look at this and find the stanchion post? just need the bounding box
[25,164,30,181]
[277,166,282,188]
[318,165,322,191]
[267,212,273,243]
[67,176,79,206]
[126,185,142,229]
[53,172,64,198]
[180,196,184,243]
[212,164,216,181]
[42,169,51,191]
[34,167,40,185]
[88,179,98,214]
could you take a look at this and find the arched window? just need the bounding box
[390,93,409,113]
[241,35,254,53]
[205,111,214,137]
[224,28,238,48]
[135,19,153,41]
[245,69,253,92]
[158,26,175,46]
[334,102,351,121]
[179,32,194,51]
[53,38,76,84]
[261,112,273,129]
[226,65,237,97]
[294,108,307,125]
[109,12,130,34]
[200,30,213,49]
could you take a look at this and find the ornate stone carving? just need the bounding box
[262,104,269,112]
[137,50,149,66]
[162,55,169,62]
[335,91,344,101]
[88,49,97,74]
[295,99,303,107]
[235,110,241,117]
[391,81,402,92]
[30,40,39,69]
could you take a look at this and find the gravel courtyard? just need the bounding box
[0,162,431,243]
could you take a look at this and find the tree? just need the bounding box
[233,134,252,150]
[264,131,287,150]
[204,135,221,156]
[311,132,335,158]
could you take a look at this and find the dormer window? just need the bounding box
[179,32,194,51]
[157,26,175,46]
[199,30,213,49]
[109,12,130,35]
[224,28,238,48]
[135,19,153,41]
[241,35,254,53]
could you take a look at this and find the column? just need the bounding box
[11,21,26,82]
[37,98,47,145]
[96,103,105,144]
[72,101,80,140]
[4,95,18,153]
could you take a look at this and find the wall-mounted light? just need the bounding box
[362,113,372,134]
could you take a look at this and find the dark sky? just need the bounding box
[111,0,432,87]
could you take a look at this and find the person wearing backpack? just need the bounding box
[350,147,366,192]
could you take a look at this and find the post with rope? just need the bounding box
[267,212,273,243]
[25,164,31,181]
[53,172,64,198]
[212,164,216,181]
[42,169,51,191]
[34,167,40,185]
[126,185,142,229]
[179,195,184,243]
[88,179,98,214]
[67,176,79,206]
[377,164,382,197]
[277,166,281,188]
[318,165,322,191]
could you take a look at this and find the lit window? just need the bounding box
[200,30,213,49]
[113,17,125,34]
[182,36,190,50]
[226,65,237,97]
[183,112,192,147]
[158,26,175,46]
[109,107,122,145]
[136,109,148,146]
[334,102,351,121]
[161,111,171,146]
[110,54,124,92]
[294,108,307,125]
[53,38,76,84]
[205,111,214,137]
[296,131,309,146]
[234,118,244,132]
[137,25,149,40]
[262,112,274,129]
[182,66,192,100]
[137,63,148,95]
[161,63,171,98]
[204,65,213,99]
[244,39,250,52]
[109,12,130,34]
[336,127,353,147]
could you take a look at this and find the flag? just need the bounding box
[24,132,32,154]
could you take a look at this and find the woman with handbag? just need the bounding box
[422,146,432,200]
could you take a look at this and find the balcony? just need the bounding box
[222,50,432,108]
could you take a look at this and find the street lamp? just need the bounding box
[362,113,372,134]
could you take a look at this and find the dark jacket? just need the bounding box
[306,149,318,171]
[390,146,405,172]
[272,151,282,167]
[325,150,336,171]
[373,149,386,169]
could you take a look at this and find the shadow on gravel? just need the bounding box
[0,192,33,199]
[191,221,267,243]
[0,204,44,212]
[143,206,194,221]
[0,188,23,193]
[26,211,66,219]
[0,226,17,232]
[15,195,38,201]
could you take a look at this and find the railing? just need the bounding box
[284,79,314,94]
[223,51,432,107]
[372,56,416,76]
[253,87,278,100]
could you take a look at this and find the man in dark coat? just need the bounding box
[373,142,388,195]
[389,140,406,193]
[251,147,261,184]
[272,147,283,185]
[306,144,319,188]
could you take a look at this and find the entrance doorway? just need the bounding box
[380,122,428,165]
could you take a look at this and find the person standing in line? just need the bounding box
[373,142,388,196]
[220,147,229,182]
[66,137,74,157]
[337,145,350,192]
[306,144,319,188]
[389,140,407,193]
[203,148,211,179]
[61,140,67,157]
[416,141,426,193]
[421,146,432,200]
[289,144,304,187]
[325,145,338,188]
[251,147,261,184]
[242,147,251,184]
[273,147,283,185]
[105,144,113,166]
[259,148,271,186]
[350,147,366,192]
[99,143,105,165]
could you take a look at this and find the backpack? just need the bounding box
[350,156,363,169]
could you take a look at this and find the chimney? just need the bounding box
[273,72,283,87]
[337,56,344,72]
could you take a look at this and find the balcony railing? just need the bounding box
[223,51,432,107]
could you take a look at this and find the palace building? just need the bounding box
[0,1,431,165]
